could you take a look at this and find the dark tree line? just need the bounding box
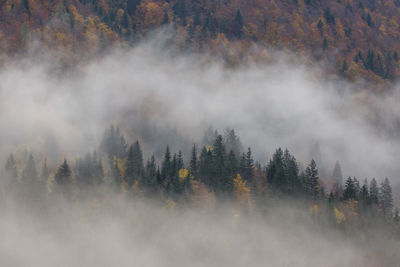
[1,125,399,232]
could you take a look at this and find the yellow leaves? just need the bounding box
[243,23,258,40]
[69,5,85,29]
[339,199,359,224]
[116,9,125,22]
[164,198,176,211]
[114,155,126,178]
[135,1,164,31]
[334,207,345,225]
[233,174,250,206]
[178,168,189,182]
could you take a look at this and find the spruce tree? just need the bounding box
[55,159,72,186]
[233,9,244,39]
[305,159,319,200]
[343,177,356,200]
[380,178,393,217]
[125,141,144,186]
[189,144,198,179]
[369,178,379,205]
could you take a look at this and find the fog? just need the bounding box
[1,33,400,183]
[0,194,398,267]
[0,31,400,266]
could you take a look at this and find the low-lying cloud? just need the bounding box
[0,32,399,183]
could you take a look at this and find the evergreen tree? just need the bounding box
[233,9,244,39]
[369,178,379,205]
[173,0,186,26]
[199,146,212,188]
[282,149,300,194]
[380,178,393,217]
[162,10,169,25]
[225,150,238,191]
[144,155,157,195]
[189,144,198,179]
[267,148,285,192]
[317,19,323,29]
[343,177,357,200]
[127,0,140,16]
[359,179,370,207]
[212,135,226,192]
[55,159,72,186]
[305,159,319,200]
[125,141,144,186]
[161,146,171,187]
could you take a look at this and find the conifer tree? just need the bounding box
[55,159,72,186]
[233,9,244,39]
[305,159,319,200]
[369,178,379,205]
[189,144,198,179]
[380,178,393,217]
[343,177,356,200]
[125,141,144,186]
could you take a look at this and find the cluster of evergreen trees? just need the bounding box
[1,125,399,232]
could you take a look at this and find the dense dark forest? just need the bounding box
[2,0,400,85]
[2,125,399,238]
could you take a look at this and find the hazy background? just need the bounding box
[0,31,399,267]
[0,32,399,182]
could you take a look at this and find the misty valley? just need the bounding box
[0,124,399,267]
[2,0,400,264]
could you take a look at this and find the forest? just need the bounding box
[2,0,400,85]
[2,125,399,240]
[1,0,400,265]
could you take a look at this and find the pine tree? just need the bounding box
[317,19,323,29]
[305,159,319,200]
[343,176,356,200]
[144,155,157,195]
[267,148,285,192]
[189,144,198,179]
[212,135,226,192]
[283,149,300,194]
[369,178,379,205]
[125,141,144,186]
[162,10,169,25]
[55,159,72,186]
[380,178,393,217]
[199,146,212,188]
[233,9,244,39]
[360,179,370,207]
[54,159,73,198]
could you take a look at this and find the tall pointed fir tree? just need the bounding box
[189,144,198,180]
[380,178,393,218]
[305,159,319,200]
[125,141,144,187]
